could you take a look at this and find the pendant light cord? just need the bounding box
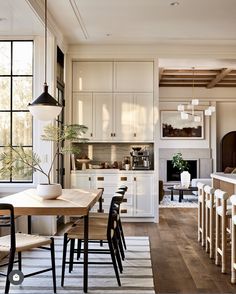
[44,0,47,85]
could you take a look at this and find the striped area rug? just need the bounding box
[0,236,155,294]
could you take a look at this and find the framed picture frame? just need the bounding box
[161,110,204,139]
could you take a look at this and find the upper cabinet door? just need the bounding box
[133,93,154,141]
[93,93,113,141]
[72,93,93,139]
[72,62,113,92]
[114,62,153,92]
[113,93,135,141]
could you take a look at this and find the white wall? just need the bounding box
[159,86,236,171]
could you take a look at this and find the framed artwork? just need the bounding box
[161,110,204,139]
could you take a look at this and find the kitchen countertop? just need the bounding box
[211,172,236,184]
[71,169,155,174]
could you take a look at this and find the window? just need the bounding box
[0,41,33,182]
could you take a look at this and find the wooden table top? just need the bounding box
[0,188,102,216]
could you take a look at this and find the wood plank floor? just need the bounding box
[123,208,236,294]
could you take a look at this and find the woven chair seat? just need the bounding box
[67,224,111,240]
[0,233,51,252]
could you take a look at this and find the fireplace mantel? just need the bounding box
[159,148,213,183]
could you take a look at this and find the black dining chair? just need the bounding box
[0,203,56,293]
[61,195,123,287]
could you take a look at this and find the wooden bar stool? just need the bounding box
[215,189,231,273]
[197,182,206,246]
[204,185,215,258]
[230,194,236,283]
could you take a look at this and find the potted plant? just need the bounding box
[0,124,88,199]
[171,153,190,187]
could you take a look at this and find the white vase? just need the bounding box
[37,183,62,200]
[180,171,191,188]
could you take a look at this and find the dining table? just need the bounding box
[0,188,103,293]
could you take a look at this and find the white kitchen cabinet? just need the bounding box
[133,174,154,217]
[73,93,94,139]
[113,93,153,141]
[133,93,154,141]
[70,172,155,218]
[93,174,133,216]
[72,61,154,142]
[114,61,153,92]
[71,174,94,189]
[72,61,113,92]
[113,93,134,141]
[93,93,113,141]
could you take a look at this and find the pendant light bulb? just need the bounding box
[28,0,62,121]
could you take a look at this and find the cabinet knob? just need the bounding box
[134,177,136,181]
[134,133,136,137]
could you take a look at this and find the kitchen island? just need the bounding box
[211,172,236,195]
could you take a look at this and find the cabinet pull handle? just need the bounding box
[113,133,116,137]
[89,177,91,181]
[120,177,127,181]
[97,177,104,181]
[111,133,113,137]
[134,133,136,137]
[122,198,127,203]
[121,209,127,214]
[90,133,93,137]
[134,177,136,181]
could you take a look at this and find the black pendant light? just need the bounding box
[28,0,62,121]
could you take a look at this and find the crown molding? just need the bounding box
[25,0,68,53]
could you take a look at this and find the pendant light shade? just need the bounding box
[28,0,62,121]
[28,83,62,121]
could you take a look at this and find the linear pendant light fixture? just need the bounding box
[28,0,62,121]
[177,67,215,121]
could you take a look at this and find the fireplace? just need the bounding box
[167,160,197,182]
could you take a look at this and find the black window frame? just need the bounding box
[0,40,34,183]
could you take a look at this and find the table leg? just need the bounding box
[27,215,32,234]
[83,214,89,293]
[179,191,183,202]
[171,190,174,201]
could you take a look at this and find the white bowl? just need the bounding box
[37,183,62,200]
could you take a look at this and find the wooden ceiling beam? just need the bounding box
[206,68,232,88]
[161,74,216,78]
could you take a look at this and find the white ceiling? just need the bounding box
[0,0,43,36]
[0,0,236,45]
[1,0,236,69]
[46,0,236,45]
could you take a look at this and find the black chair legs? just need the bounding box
[61,233,68,287]
[50,238,57,293]
[5,249,15,294]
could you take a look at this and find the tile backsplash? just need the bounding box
[72,143,154,170]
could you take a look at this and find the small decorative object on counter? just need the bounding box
[123,156,130,170]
